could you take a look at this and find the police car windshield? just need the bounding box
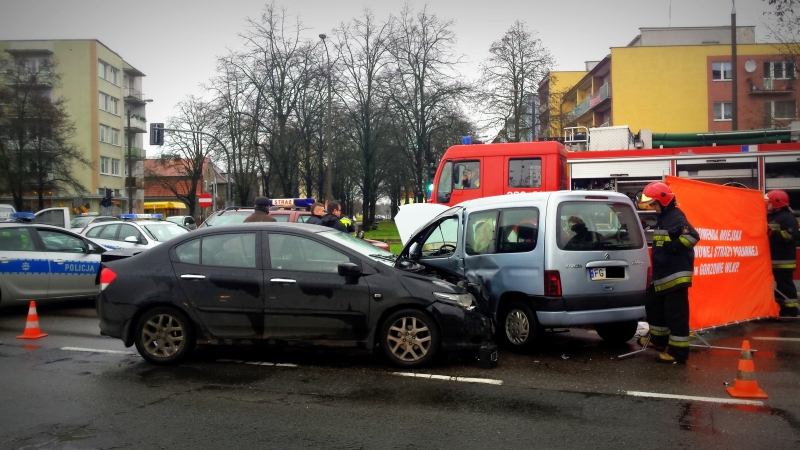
[141,223,189,242]
[320,230,395,266]
[69,217,94,228]
[204,211,251,226]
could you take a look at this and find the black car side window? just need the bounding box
[268,234,348,273]
[201,233,256,268]
[175,239,200,265]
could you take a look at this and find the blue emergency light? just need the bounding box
[270,198,315,208]
[120,214,163,220]
[10,212,35,221]
[462,136,471,145]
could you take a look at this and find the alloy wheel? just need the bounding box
[386,316,432,362]
[141,314,185,358]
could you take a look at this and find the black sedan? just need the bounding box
[97,223,493,368]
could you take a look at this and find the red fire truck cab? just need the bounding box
[432,141,569,206]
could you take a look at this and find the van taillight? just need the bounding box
[100,268,117,291]
[544,270,562,296]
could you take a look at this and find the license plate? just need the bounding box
[590,268,607,280]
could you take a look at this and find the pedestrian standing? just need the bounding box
[306,203,326,225]
[638,182,700,364]
[766,190,799,317]
[320,201,348,232]
[243,196,277,223]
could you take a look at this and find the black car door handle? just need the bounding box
[270,278,296,284]
[181,274,206,280]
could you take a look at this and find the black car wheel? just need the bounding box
[594,321,638,344]
[499,302,538,352]
[381,309,440,368]
[134,306,195,365]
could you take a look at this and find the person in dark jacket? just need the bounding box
[766,190,799,317]
[306,203,325,225]
[638,182,700,364]
[320,201,347,232]
[243,196,277,223]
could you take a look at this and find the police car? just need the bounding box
[81,214,190,251]
[0,213,106,303]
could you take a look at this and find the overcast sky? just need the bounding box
[0,0,779,152]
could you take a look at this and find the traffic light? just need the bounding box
[427,164,437,181]
[150,123,165,145]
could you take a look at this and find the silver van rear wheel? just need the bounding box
[500,302,538,351]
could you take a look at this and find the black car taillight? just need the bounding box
[100,268,117,291]
[544,270,561,297]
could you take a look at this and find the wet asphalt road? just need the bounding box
[1,300,799,450]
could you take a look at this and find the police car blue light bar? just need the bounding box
[120,214,163,220]
[10,212,35,221]
[270,198,315,208]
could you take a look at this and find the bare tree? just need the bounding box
[335,9,393,227]
[476,21,554,142]
[0,55,90,210]
[145,96,216,218]
[387,3,470,202]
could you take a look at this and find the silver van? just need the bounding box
[395,191,650,350]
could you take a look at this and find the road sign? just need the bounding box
[198,192,212,208]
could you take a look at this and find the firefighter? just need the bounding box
[638,182,700,364]
[766,190,799,317]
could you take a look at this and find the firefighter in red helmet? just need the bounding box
[766,190,799,317]
[638,182,700,364]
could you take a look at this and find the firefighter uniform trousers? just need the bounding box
[768,207,799,315]
[645,286,690,361]
[647,205,700,362]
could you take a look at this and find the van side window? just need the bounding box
[466,210,498,255]
[508,159,542,188]
[497,208,539,253]
[557,201,644,251]
[453,161,480,190]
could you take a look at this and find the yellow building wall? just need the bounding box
[547,71,586,136]
[611,43,790,133]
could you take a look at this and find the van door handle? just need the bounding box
[270,278,296,284]
[180,274,206,280]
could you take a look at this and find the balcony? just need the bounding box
[749,78,795,95]
[566,96,591,123]
[125,115,147,133]
[5,70,54,88]
[124,87,148,105]
[589,83,611,109]
[125,147,146,159]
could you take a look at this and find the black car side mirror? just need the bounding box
[338,262,362,277]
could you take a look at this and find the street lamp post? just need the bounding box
[319,33,333,202]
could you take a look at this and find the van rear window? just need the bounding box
[557,202,644,251]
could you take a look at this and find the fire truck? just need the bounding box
[429,124,800,285]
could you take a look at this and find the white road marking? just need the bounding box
[217,359,298,367]
[61,347,136,355]
[751,337,800,342]
[626,391,764,406]
[392,372,503,385]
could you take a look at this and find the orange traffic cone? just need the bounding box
[16,301,48,340]
[726,340,767,399]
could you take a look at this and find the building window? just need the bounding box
[100,124,109,143]
[111,159,120,176]
[714,102,732,121]
[766,100,797,121]
[98,60,119,85]
[712,62,732,81]
[99,92,119,115]
[111,128,120,146]
[100,156,111,175]
[764,61,796,80]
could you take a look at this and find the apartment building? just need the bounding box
[0,39,149,213]
[539,26,800,137]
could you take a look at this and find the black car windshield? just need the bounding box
[321,230,395,266]
[141,223,190,242]
[204,211,251,226]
